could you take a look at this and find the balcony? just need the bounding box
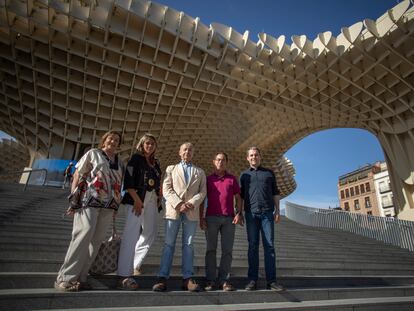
[379,184,391,193]
[382,200,394,208]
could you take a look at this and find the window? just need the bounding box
[340,190,345,199]
[379,181,391,193]
[381,195,393,208]
[367,211,372,215]
[355,186,360,195]
[350,187,354,196]
[360,184,365,193]
[365,197,371,208]
[365,182,371,192]
[344,202,350,211]
[345,189,349,198]
[354,199,360,210]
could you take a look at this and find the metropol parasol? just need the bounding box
[0,0,413,219]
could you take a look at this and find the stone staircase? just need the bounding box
[1,182,414,310]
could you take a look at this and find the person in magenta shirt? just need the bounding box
[200,152,243,291]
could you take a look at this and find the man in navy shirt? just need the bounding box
[240,146,284,291]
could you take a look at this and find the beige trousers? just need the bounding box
[56,207,113,283]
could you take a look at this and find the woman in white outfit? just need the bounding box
[117,133,161,290]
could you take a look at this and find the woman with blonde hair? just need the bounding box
[55,130,124,291]
[117,133,162,290]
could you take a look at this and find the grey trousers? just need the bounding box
[205,216,235,282]
[56,207,113,283]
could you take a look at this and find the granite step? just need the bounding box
[2,272,414,290]
[1,285,414,311]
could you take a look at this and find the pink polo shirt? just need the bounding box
[206,172,240,217]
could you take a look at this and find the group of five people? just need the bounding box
[54,130,284,292]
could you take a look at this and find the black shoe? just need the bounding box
[245,280,257,291]
[266,281,285,291]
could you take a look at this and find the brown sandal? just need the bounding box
[118,277,139,291]
[221,281,235,291]
[54,281,80,292]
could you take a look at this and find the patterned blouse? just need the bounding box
[76,148,124,210]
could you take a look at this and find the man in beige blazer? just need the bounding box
[153,142,207,292]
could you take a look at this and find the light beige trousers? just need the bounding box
[56,207,113,283]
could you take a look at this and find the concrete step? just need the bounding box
[1,285,414,311]
[3,217,411,261]
[2,272,414,290]
[1,183,414,311]
[1,228,408,250]
[1,229,411,260]
[3,248,412,268]
[33,297,414,311]
[0,258,412,277]
[2,245,414,272]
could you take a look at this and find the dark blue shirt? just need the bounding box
[240,166,280,213]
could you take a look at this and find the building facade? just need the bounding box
[373,162,395,217]
[338,162,396,217]
[338,163,381,216]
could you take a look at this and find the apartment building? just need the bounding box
[338,162,381,216]
[338,161,396,217]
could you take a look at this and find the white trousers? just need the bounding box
[117,190,158,277]
[57,207,113,283]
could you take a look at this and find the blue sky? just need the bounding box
[283,129,383,208]
[1,0,396,208]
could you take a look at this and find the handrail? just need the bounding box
[0,168,48,191]
[285,201,414,252]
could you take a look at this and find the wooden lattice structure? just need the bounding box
[0,1,413,216]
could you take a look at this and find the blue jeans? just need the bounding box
[158,214,198,279]
[245,211,276,282]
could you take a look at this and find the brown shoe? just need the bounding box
[118,277,139,291]
[221,281,235,291]
[182,278,200,292]
[152,278,167,292]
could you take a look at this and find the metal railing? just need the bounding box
[0,169,48,191]
[285,201,414,252]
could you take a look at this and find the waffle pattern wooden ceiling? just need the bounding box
[0,0,413,202]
